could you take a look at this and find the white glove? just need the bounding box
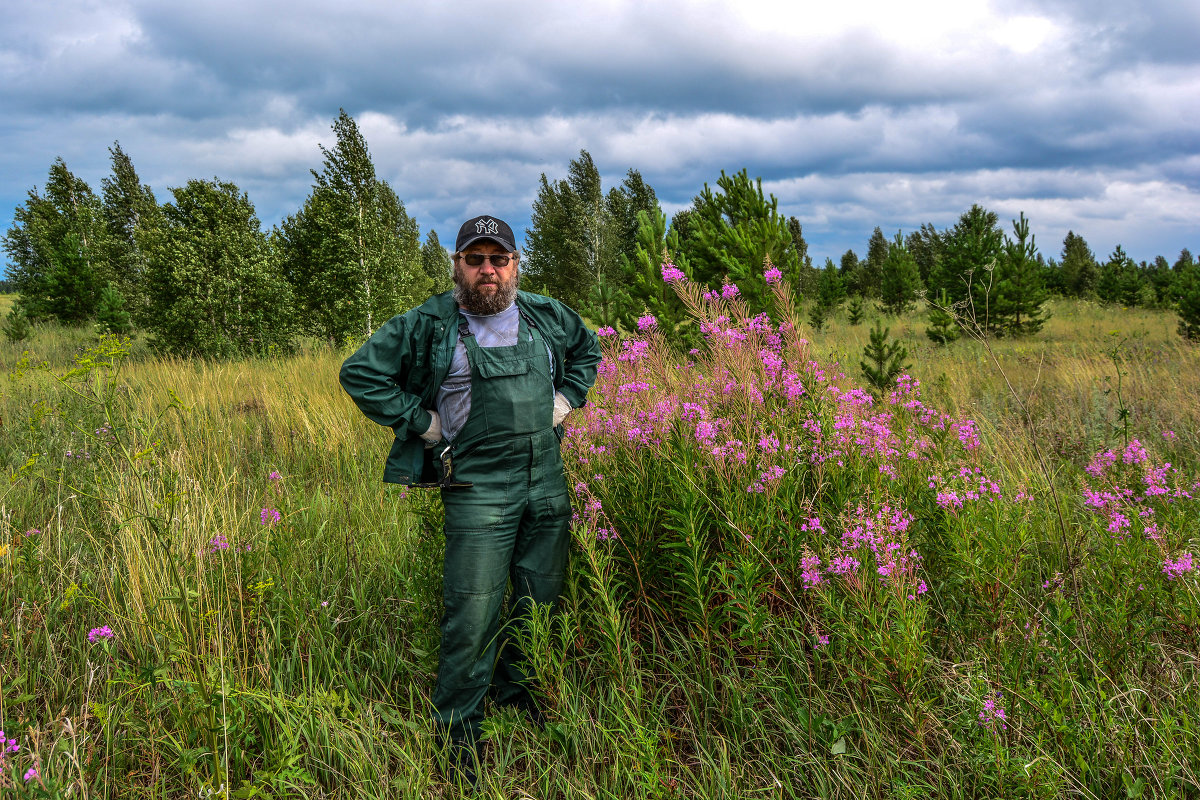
[552,392,573,427]
[420,411,442,444]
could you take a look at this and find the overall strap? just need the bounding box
[515,305,539,332]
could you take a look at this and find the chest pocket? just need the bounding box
[473,359,529,379]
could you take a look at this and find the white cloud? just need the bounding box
[2,0,1198,272]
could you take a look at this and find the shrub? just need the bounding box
[860,320,911,396]
[3,304,31,342]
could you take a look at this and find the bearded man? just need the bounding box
[339,215,601,785]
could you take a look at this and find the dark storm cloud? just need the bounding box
[2,0,1199,272]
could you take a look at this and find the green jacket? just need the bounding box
[339,290,602,485]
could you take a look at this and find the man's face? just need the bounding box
[453,240,519,314]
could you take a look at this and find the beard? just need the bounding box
[453,263,520,315]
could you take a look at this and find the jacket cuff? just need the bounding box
[407,409,433,438]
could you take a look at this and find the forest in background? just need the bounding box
[4,110,1200,355]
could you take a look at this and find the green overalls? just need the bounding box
[431,310,572,746]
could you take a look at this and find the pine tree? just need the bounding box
[1177,264,1200,342]
[808,301,827,331]
[991,212,1049,336]
[846,296,865,326]
[674,169,799,313]
[931,204,1003,334]
[96,282,132,335]
[276,110,425,344]
[1172,248,1195,273]
[859,227,889,298]
[1059,231,1097,298]
[787,216,818,297]
[101,142,161,323]
[145,178,295,358]
[420,229,453,294]
[1096,245,1141,306]
[1146,255,1174,307]
[925,289,960,345]
[860,321,911,396]
[614,208,697,347]
[839,249,863,297]
[816,257,846,311]
[3,305,31,343]
[906,223,942,287]
[879,231,922,315]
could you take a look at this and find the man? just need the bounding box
[339,215,601,785]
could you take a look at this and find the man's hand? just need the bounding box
[552,392,573,427]
[421,412,442,444]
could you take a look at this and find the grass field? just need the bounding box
[2,294,1197,798]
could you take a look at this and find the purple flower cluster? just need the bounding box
[260,507,282,525]
[1081,439,1197,546]
[1163,552,1194,581]
[978,691,1008,731]
[661,262,686,283]
[793,501,928,600]
[564,277,992,546]
[0,730,18,756]
[636,314,658,331]
[88,625,115,643]
[928,466,1004,513]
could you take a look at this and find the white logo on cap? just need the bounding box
[475,218,499,235]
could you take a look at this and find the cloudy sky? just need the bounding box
[3,0,1198,273]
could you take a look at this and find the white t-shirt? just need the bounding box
[435,303,554,442]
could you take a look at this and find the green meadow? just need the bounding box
[2,294,1197,798]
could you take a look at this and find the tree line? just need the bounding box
[2,110,452,356]
[525,152,1200,344]
[6,114,1200,355]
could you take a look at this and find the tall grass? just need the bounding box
[1,291,1197,798]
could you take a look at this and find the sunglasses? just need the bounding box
[460,253,513,267]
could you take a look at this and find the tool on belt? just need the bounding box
[414,445,474,490]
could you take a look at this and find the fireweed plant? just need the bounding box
[552,268,1199,796]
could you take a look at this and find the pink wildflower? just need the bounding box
[260,507,282,525]
[88,625,115,643]
[661,262,686,283]
[764,266,783,284]
[1163,552,1194,581]
[978,691,1008,731]
[636,314,658,331]
[801,555,824,588]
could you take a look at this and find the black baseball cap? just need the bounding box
[455,215,517,253]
